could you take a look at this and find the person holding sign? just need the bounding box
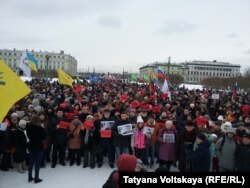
[144,114,160,168]
[131,116,148,165]
[157,120,177,171]
[98,109,115,168]
[112,111,132,157]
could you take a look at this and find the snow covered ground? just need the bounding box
[0,160,178,188]
[0,162,114,188]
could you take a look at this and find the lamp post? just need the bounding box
[167,62,171,76]
[45,55,50,85]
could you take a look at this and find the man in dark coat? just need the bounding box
[47,108,68,168]
[98,109,115,168]
[235,133,250,172]
[112,111,132,157]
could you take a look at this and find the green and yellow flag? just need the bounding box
[57,68,73,87]
[0,60,31,122]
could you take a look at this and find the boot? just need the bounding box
[17,163,25,173]
[22,161,28,170]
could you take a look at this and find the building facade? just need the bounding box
[0,49,77,75]
[139,62,187,81]
[181,61,241,84]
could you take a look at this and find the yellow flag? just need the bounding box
[57,68,73,87]
[0,60,31,122]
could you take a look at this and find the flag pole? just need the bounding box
[45,55,50,85]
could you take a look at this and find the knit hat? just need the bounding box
[196,133,206,141]
[237,122,245,127]
[242,133,250,139]
[11,113,19,118]
[117,154,137,172]
[137,116,144,124]
[218,115,224,121]
[221,121,232,133]
[86,115,94,119]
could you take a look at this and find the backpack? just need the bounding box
[219,135,238,152]
[102,170,118,188]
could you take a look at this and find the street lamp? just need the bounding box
[167,62,171,76]
[45,54,50,85]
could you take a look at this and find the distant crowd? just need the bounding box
[1,77,250,182]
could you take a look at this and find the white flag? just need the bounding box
[19,52,31,77]
[161,79,169,93]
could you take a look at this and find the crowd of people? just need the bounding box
[0,77,250,183]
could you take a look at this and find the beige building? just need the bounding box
[139,62,187,81]
[0,48,77,75]
[181,60,241,84]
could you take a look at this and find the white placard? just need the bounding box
[100,121,114,130]
[143,127,155,135]
[212,94,220,100]
[117,124,133,136]
[163,133,175,143]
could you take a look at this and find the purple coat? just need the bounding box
[157,128,177,161]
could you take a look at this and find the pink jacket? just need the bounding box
[132,129,146,149]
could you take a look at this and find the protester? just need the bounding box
[215,127,238,172]
[157,120,177,171]
[98,109,115,168]
[131,116,147,165]
[14,119,28,173]
[186,133,211,172]
[102,154,137,188]
[144,114,160,168]
[68,116,82,166]
[235,133,250,171]
[112,111,132,157]
[26,115,46,183]
[176,120,197,172]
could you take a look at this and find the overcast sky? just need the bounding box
[1,0,250,73]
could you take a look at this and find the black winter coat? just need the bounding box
[47,116,68,145]
[112,119,131,148]
[235,143,250,172]
[186,140,211,172]
[14,129,27,162]
[27,124,46,152]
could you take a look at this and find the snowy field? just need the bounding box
[0,160,178,188]
[0,162,114,188]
